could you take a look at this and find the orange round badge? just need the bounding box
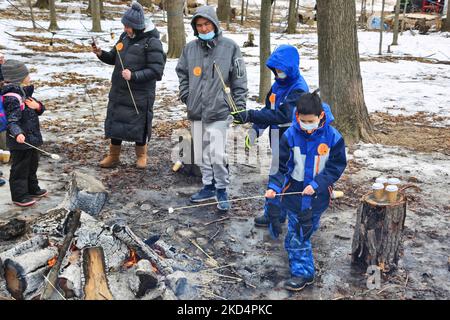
[116,42,124,51]
[193,66,202,77]
[269,93,276,104]
[317,143,329,155]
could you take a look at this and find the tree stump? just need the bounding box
[351,191,407,272]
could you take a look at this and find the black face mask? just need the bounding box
[22,84,34,97]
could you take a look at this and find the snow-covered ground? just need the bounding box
[0,1,448,124]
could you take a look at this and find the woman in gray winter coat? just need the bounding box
[93,2,165,169]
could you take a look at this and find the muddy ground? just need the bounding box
[1,86,449,300]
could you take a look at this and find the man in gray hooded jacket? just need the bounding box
[176,5,248,212]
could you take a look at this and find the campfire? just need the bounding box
[0,172,205,300]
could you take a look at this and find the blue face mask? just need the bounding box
[299,120,319,132]
[198,31,215,41]
[277,71,287,79]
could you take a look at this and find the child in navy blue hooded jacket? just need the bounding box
[265,91,347,291]
[231,44,309,228]
[2,60,47,207]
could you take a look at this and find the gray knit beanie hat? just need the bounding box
[121,2,146,30]
[2,59,29,85]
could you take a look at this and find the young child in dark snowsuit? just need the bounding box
[2,60,47,207]
[231,44,309,232]
[265,91,347,291]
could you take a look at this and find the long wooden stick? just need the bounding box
[8,134,59,159]
[213,62,239,113]
[115,47,139,115]
[169,191,304,212]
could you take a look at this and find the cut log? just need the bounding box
[0,235,49,276]
[152,239,176,259]
[41,210,81,300]
[128,259,159,298]
[58,261,82,299]
[152,240,203,272]
[82,247,113,300]
[174,132,202,177]
[4,246,58,300]
[112,225,174,276]
[64,171,108,216]
[351,192,407,272]
[75,213,129,271]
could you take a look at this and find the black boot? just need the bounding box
[284,276,315,292]
[254,215,269,227]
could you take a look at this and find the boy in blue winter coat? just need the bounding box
[231,44,309,227]
[265,90,347,291]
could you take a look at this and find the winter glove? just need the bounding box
[296,208,314,241]
[245,128,258,151]
[267,203,282,239]
[231,109,251,124]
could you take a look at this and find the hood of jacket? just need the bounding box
[267,44,303,87]
[267,45,309,107]
[190,6,222,38]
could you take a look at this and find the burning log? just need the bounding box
[76,213,129,271]
[58,261,82,299]
[0,235,49,276]
[41,210,81,300]
[128,259,159,298]
[351,193,407,272]
[82,247,113,300]
[63,171,108,216]
[3,246,58,300]
[152,240,203,272]
[112,225,174,276]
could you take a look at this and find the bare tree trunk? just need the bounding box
[217,0,231,23]
[316,0,373,143]
[378,0,386,55]
[259,0,272,103]
[91,0,102,32]
[400,0,409,34]
[138,0,153,8]
[271,0,276,24]
[48,0,59,31]
[34,0,49,9]
[241,0,245,25]
[87,0,105,18]
[28,0,37,30]
[287,0,297,33]
[167,0,186,58]
[443,0,450,31]
[391,0,401,45]
[245,0,250,21]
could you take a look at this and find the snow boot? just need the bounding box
[135,144,148,169]
[100,144,121,168]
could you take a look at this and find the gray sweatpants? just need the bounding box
[191,116,232,190]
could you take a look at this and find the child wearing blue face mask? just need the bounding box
[230,44,309,230]
[265,90,347,291]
